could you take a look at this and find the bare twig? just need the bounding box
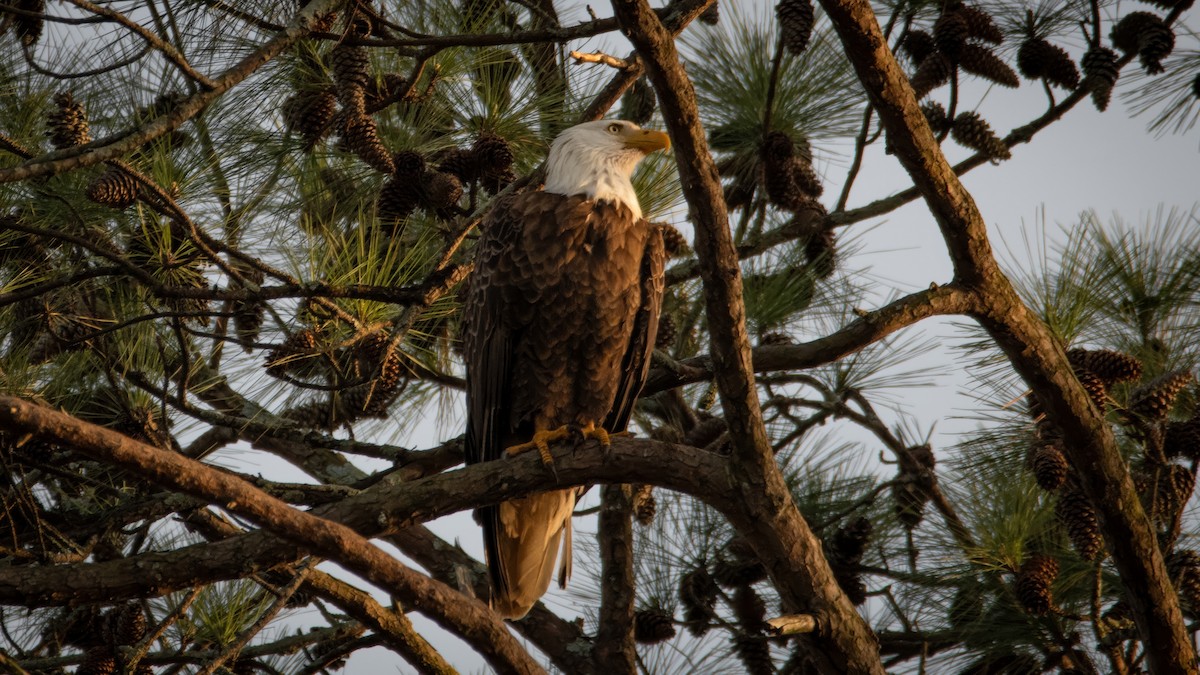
[569,50,631,69]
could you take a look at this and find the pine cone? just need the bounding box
[47,92,91,149]
[951,111,1011,160]
[377,178,420,230]
[437,148,481,184]
[1066,348,1143,385]
[831,516,872,565]
[378,348,406,393]
[679,564,719,635]
[921,101,952,135]
[420,171,463,212]
[634,608,676,644]
[1135,463,1195,526]
[712,558,768,587]
[699,0,720,24]
[761,130,795,164]
[621,78,657,126]
[331,42,370,111]
[1017,39,1080,90]
[1164,419,1200,460]
[790,157,823,197]
[1016,554,1059,615]
[1137,18,1175,75]
[910,54,954,100]
[901,30,937,65]
[1129,369,1195,420]
[85,168,139,209]
[655,314,676,349]
[776,0,815,55]
[343,114,394,174]
[282,89,338,149]
[231,299,265,348]
[732,585,767,631]
[632,483,656,524]
[13,0,44,46]
[893,472,932,529]
[1056,480,1103,560]
[1192,72,1200,99]
[77,646,117,675]
[1074,366,1109,411]
[1167,549,1200,617]
[958,43,1019,88]
[1112,12,1160,54]
[115,604,147,645]
[733,635,775,675]
[266,329,320,377]
[472,133,514,172]
[957,4,1003,44]
[933,10,970,60]
[804,225,836,278]
[1031,442,1069,491]
[762,159,807,212]
[1082,47,1120,112]
[393,150,426,178]
[658,223,690,257]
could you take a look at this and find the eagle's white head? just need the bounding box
[542,120,671,220]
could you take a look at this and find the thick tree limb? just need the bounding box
[0,396,541,675]
[815,2,1196,673]
[609,1,884,672]
[0,400,731,607]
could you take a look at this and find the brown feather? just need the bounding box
[462,190,665,618]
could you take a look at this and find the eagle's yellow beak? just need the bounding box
[622,128,671,154]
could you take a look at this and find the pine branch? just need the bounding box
[815,1,1196,672]
[644,284,975,394]
[0,0,343,184]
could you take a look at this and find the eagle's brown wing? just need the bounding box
[463,192,661,619]
[463,192,580,618]
[603,224,665,433]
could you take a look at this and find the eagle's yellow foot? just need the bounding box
[506,426,571,466]
[577,423,628,447]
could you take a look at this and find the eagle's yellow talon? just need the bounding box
[578,423,613,447]
[506,426,571,466]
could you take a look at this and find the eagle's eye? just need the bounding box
[607,122,622,134]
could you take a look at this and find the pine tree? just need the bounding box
[0,1,1197,673]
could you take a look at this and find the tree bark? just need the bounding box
[594,485,637,672]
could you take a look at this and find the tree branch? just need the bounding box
[609,1,884,672]
[593,484,636,670]
[814,1,1196,673]
[0,0,341,183]
[644,283,974,394]
[0,396,542,675]
[0,401,730,609]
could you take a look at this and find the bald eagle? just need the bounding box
[462,120,671,618]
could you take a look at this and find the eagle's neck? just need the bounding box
[543,143,643,220]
